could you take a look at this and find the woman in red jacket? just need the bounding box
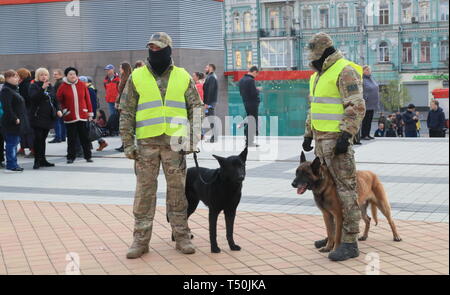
[56,67,94,164]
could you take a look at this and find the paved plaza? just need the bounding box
[0,136,448,275]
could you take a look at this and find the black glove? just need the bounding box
[302,137,314,152]
[335,132,352,155]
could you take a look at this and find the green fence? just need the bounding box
[227,79,310,136]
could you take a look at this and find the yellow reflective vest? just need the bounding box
[132,66,190,139]
[309,58,362,133]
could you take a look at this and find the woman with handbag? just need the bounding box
[56,67,94,164]
[29,68,63,169]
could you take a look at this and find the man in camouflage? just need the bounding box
[302,32,366,261]
[120,32,204,259]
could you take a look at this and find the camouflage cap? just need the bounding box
[146,32,173,49]
[307,32,333,61]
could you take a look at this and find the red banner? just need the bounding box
[224,70,315,82]
[0,0,70,5]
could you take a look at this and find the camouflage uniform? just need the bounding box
[304,33,365,243]
[120,33,204,257]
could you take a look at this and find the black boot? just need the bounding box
[33,161,41,170]
[314,238,328,249]
[328,242,359,261]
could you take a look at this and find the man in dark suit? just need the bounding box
[203,64,218,143]
[238,66,260,147]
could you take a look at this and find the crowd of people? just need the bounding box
[0,60,220,173]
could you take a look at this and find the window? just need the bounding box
[269,9,280,30]
[338,6,348,27]
[379,41,390,62]
[440,0,449,21]
[440,40,449,61]
[246,51,253,69]
[356,5,364,27]
[420,41,430,63]
[235,50,242,69]
[319,7,329,28]
[261,40,287,68]
[419,1,430,22]
[302,51,309,68]
[302,7,312,29]
[233,12,241,32]
[243,12,252,32]
[379,0,389,25]
[402,42,412,63]
[401,1,412,23]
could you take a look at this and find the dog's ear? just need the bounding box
[300,151,307,164]
[213,155,226,167]
[239,146,248,162]
[311,157,321,175]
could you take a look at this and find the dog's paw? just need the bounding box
[230,244,241,251]
[358,236,368,241]
[319,247,332,253]
[211,246,221,253]
[393,236,402,242]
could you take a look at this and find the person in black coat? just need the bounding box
[402,104,419,137]
[427,100,446,137]
[29,68,63,169]
[0,70,31,172]
[238,66,261,146]
[203,64,219,142]
[17,68,34,155]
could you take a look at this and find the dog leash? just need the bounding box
[193,151,218,185]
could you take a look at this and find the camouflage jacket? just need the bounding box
[119,60,204,150]
[304,50,365,140]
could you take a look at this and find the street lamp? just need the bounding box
[355,0,367,65]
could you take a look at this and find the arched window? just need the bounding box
[338,5,348,27]
[243,12,252,32]
[269,9,280,30]
[419,0,430,22]
[379,41,390,62]
[233,12,241,33]
[401,0,412,23]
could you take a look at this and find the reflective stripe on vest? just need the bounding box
[132,65,190,139]
[309,58,362,132]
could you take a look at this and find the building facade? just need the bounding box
[0,0,226,118]
[224,0,449,135]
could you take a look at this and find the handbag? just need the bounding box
[87,121,103,142]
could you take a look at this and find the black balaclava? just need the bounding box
[311,46,336,73]
[148,46,172,76]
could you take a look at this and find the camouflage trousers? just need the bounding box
[132,144,189,246]
[314,138,361,243]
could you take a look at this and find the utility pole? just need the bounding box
[283,0,293,70]
[356,0,367,65]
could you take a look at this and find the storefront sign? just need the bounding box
[413,74,449,80]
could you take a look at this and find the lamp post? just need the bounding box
[355,0,367,65]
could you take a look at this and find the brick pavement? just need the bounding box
[0,200,448,275]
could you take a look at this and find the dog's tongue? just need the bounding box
[297,186,307,195]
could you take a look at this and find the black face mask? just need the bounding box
[148,46,172,76]
[312,46,336,72]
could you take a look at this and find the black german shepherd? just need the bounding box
[184,147,248,253]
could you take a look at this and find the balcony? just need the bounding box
[229,31,258,40]
[259,28,297,38]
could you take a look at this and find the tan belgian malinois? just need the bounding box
[292,152,402,252]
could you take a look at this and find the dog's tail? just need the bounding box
[370,200,379,226]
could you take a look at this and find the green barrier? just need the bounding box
[227,79,310,136]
